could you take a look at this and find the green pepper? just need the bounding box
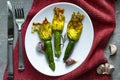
[52,7,65,58]
[32,18,55,71]
[63,12,84,62]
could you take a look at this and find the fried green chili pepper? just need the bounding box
[32,18,55,71]
[63,12,84,62]
[52,7,65,58]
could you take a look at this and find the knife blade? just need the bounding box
[7,1,14,78]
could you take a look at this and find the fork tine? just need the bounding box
[18,8,21,18]
[15,8,18,18]
[15,8,20,18]
[21,8,24,18]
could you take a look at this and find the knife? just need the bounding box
[7,1,14,78]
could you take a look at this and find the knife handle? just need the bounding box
[18,31,24,71]
[7,43,14,78]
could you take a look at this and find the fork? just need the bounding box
[15,6,25,71]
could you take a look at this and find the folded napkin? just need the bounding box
[4,0,116,80]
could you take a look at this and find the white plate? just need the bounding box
[25,2,94,76]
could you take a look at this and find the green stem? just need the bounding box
[54,31,61,58]
[63,40,75,62]
[44,40,55,71]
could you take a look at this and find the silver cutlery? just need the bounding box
[7,0,14,78]
[14,4,25,71]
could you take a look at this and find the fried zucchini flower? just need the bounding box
[32,18,55,71]
[63,12,84,62]
[52,7,65,58]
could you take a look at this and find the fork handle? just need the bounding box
[7,43,14,78]
[18,31,24,71]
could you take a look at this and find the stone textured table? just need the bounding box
[0,0,120,80]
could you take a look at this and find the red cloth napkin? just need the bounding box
[4,0,116,80]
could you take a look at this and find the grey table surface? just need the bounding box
[0,0,120,80]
